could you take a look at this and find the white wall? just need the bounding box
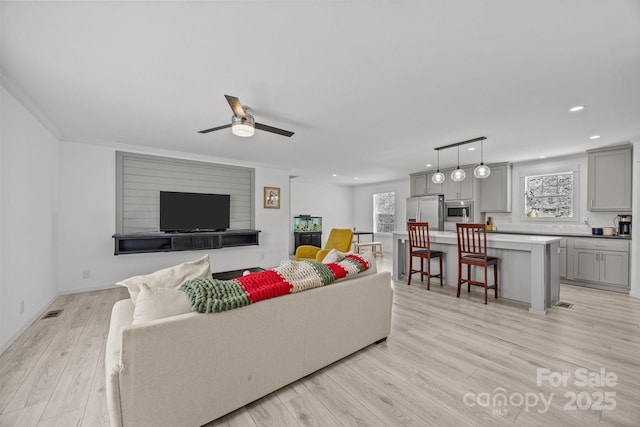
[57,141,291,292]
[352,178,410,252]
[630,140,639,298]
[488,153,620,234]
[290,180,353,253]
[1,86,60,351]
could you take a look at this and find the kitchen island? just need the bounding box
[392,231,562,315]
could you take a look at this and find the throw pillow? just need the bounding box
[321,249,348,264]
[321,249,338,264]
[132,283,192,325]
[116,254,211,305]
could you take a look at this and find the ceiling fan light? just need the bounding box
[231,114,255,137]
[451,168,466,182]
[432,171,445,184]
[474,163,491,178]
[232,123,254,137]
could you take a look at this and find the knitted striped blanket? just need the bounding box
[180,254,371,313]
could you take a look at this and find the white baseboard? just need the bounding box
[0,292,61,355]
[58,284,118,295]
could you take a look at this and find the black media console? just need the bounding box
[112,229,260,255]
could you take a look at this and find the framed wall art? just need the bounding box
[264,186,280,209]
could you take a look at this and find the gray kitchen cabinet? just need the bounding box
[410,172,428,196]
[571,238,629,289]
[444,166,474,200]
[479,162,512,212]
[600,251,629,287]
[426,172,443,195]
[573,249,600,282]
[587,145,632,211]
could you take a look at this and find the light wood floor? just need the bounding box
[1,256,639,426]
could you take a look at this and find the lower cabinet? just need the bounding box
[567,238,630,291]
[294,232,322,251]
[573,249,629,287]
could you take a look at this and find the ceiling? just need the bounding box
[2,1,640,185]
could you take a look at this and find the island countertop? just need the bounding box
[420,230,563,245]
[392,230,561,315]
[486,229,631,240]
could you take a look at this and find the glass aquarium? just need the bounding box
[293,216,322,232]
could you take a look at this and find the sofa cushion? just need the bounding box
[132,283,193,325]
[116,255,211,305]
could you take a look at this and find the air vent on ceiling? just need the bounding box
[555,301,573,309]
[42,309,63,319]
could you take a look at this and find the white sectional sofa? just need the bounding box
[105,268,393,427]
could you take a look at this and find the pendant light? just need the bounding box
[432,150,445,184]
[451,144,466,182]
[473,138,491,178]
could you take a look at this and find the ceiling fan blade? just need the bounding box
[224,95,246,118]
[255,122,294,137]
[197,124,231,134]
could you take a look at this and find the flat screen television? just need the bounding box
[160,191,230,232]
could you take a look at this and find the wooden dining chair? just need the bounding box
[407,222,444,289]
[456,223,499,304]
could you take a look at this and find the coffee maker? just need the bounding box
[616,215,632,236]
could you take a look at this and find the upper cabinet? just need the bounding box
[587,145,632,211]
[444,166,474,200]
[479,163,512,212]
[426,172,444,195]
[410,171,445,196]
[410,172,428,196]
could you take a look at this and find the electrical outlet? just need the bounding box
[82,270,90,279]
[20,300,24,314]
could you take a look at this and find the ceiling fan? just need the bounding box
[198,95,294,138]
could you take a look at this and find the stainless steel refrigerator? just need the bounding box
[406,194,444,231]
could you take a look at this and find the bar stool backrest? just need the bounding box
[407,222,431,252]
[456,223,488,260]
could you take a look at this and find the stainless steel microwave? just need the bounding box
[445,201,473,222]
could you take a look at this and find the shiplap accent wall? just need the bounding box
[116,152,254,233]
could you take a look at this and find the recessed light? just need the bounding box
[468,147,475,151]
[332,173,337,177]
[539,155,547,159]
[354,177,359,180]
[589,135,601,140]
[425,163,432,167]
[569,105,585,112]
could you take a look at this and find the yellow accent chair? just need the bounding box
[295,228,354,262]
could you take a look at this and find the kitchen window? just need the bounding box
[373,191,396,233]
[523,171,577,221]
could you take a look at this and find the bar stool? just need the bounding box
[456,223,498,304]
[407,222,444,289]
